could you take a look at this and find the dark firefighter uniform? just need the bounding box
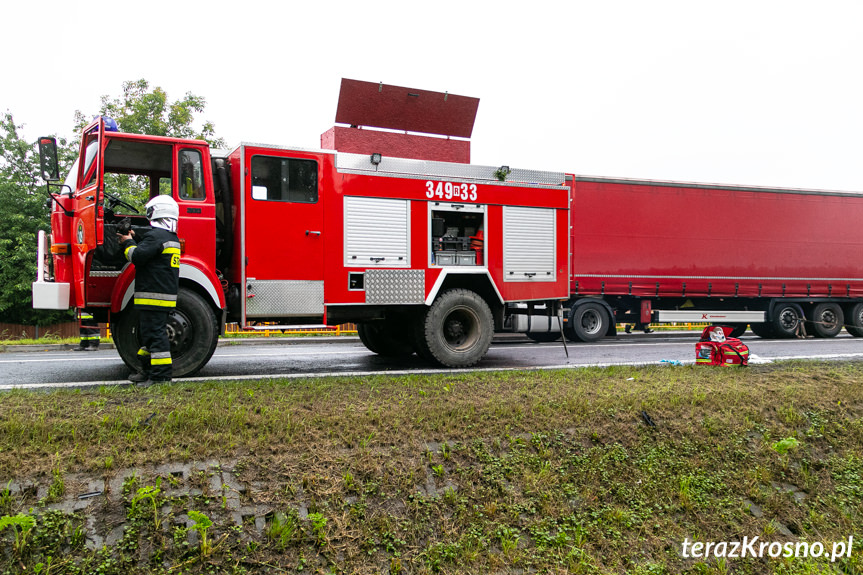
[121,228,181,381]
[76,309,100,350]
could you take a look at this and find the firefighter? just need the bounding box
[75,309,100,351]
[625,322,653,334]
[117,195,181,386]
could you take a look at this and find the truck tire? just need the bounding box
[770,303,803,338]
[567,302,609,343]
[415,289,494,367]
[526,332,561,343]
[808,303,844,338]
[728,324,748,338]
[357,322,415,356]
[114,287,219,378]
[846,303,863,337]
[749,322,774,338]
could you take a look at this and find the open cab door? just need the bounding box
[33,118,116,310]
[68,117,109,308]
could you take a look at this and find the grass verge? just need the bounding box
[0,361,862,574]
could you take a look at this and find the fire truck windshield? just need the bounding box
[60,140,98,196]
[80,140,98,188]
[62,158,79,195]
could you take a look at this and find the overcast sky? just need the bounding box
[6,1,863,191]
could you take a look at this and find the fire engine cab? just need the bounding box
[33,81,571,376]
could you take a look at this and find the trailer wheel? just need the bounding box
[113,287,219,378]
[749,322,774,338]
[808,303,844,338]
[770,303,804,338]
[417,289,494,367]
[357,322,415,356]
[846,303,863,337]
[567,302,609,342]
[526,332,561,343]
[728,324,748,338]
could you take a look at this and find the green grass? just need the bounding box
[0,361,862,574]
[0,336,82,346]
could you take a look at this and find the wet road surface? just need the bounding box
[2,332,861,391]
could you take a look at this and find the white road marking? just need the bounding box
[4,352,863,391]
[0,356,118,363]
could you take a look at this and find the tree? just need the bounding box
[72,79,227,208]
[0,113,71,325]
[74,79,225,146]
[0,80,224,326]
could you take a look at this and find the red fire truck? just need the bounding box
[31,83,863,378]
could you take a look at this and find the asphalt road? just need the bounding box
[1,332,861,391]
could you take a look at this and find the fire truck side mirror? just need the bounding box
[38,137,60,182]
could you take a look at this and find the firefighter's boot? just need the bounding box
[129,347,152,383]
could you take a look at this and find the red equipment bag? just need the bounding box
[695,325,750,367]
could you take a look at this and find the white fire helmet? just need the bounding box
[145,195,179,222]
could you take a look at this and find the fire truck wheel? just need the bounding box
[567,302,609,343]
[357,322,415,356]
[526,332,561,343]
[808,303,844,338]
[419,289,494,368]
[749,322,774,338]
[770,303,804,338]
[846,303,863,337]
[409,313,437,363]
[113,309,140,374]
[113,287,219,378]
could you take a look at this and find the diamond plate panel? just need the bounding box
[336,152,566,187]
[365,269,425,304]
[246,280,324,318]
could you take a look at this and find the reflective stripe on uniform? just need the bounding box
[135,292,177,302]
[151,351,172,366]
[124,245,136,261]
[134,291,177,307]
[137,347,150,357]
[135,298,177,308]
